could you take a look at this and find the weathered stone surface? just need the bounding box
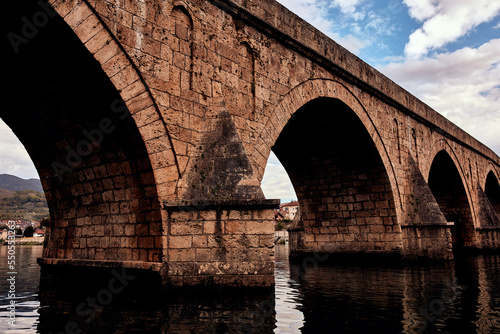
[185,110,264,201]
[164,200,278,286]
[3,0,500,286]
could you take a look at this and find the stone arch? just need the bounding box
[485,170,500,216]
[424,139,476,222]
[256,79,403,254]
[253,78,402,211]
[48,0,180,200]
[427,149,475,249]
[485,165,500,188]
[169,0,196,21]
[1,0,182,264]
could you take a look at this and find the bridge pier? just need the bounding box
[475,229,500,250]
[39,199,278,288]
[288,223,455,261]
[400,224,453,260]
[162,200,278,287]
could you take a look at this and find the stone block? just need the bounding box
[169,249,196,262]
[170,222,203,235]
[138,236,155,249]
[169,235,192,249]
[169,210,198,222]
[246,221,274,234]
[225,220,245,234]
[204,220,222,234]
[192,235,208,248]
[195,248,212,262]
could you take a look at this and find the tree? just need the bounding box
[23,226,34,237]
[16,228,23,236]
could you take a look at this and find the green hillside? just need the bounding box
[0,189,49,221]
[0,188,15,199]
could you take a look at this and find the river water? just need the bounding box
[1,244,500,333]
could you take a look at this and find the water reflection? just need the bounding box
[286,249,500,334]
[1,245,500,333]
[469,255,500,333]
[274,244,304,333]
[37,267,276,333]
[0,245,42,334]
[289,254,406,333]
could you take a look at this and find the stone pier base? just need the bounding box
[39,199,279,288]
[163,200,279,287]
[475,228,500,250]
[401,224,454,260]
[289,223,455,260]
[288,227,305,256]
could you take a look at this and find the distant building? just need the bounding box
[275,201,299,221]
[281,201,298,219]
[0,220,43,238]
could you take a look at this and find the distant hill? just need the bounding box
[0,174,43,193]
[0,189,49,221]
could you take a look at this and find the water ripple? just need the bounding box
[2,245,500,333]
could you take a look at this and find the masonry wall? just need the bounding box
[164,201,277,286]
[401,226,453,260]
[6,0,500,285]
[45,0,500,227]
[475,229,500,249]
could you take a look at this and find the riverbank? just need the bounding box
[1,236,44,245]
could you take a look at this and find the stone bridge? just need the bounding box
[2,0,500,287]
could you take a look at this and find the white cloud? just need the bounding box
[0,119,39,179]
[261,151,297,202]
[381,55,405,63]
[379,38,500,156]
[403,0,439,21]
[328,32,367,54]
[276,0,367,54]
[276,0,334,32]
[330,0,364,15]
[403,0,500,59]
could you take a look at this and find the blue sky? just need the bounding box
[1,0,500,204]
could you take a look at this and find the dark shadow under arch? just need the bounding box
[273,97,401,254]
[485,171,500,216]
[428,151,474,250]
[1,1,162,262]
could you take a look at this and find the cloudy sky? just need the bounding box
[2,0,500,202]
